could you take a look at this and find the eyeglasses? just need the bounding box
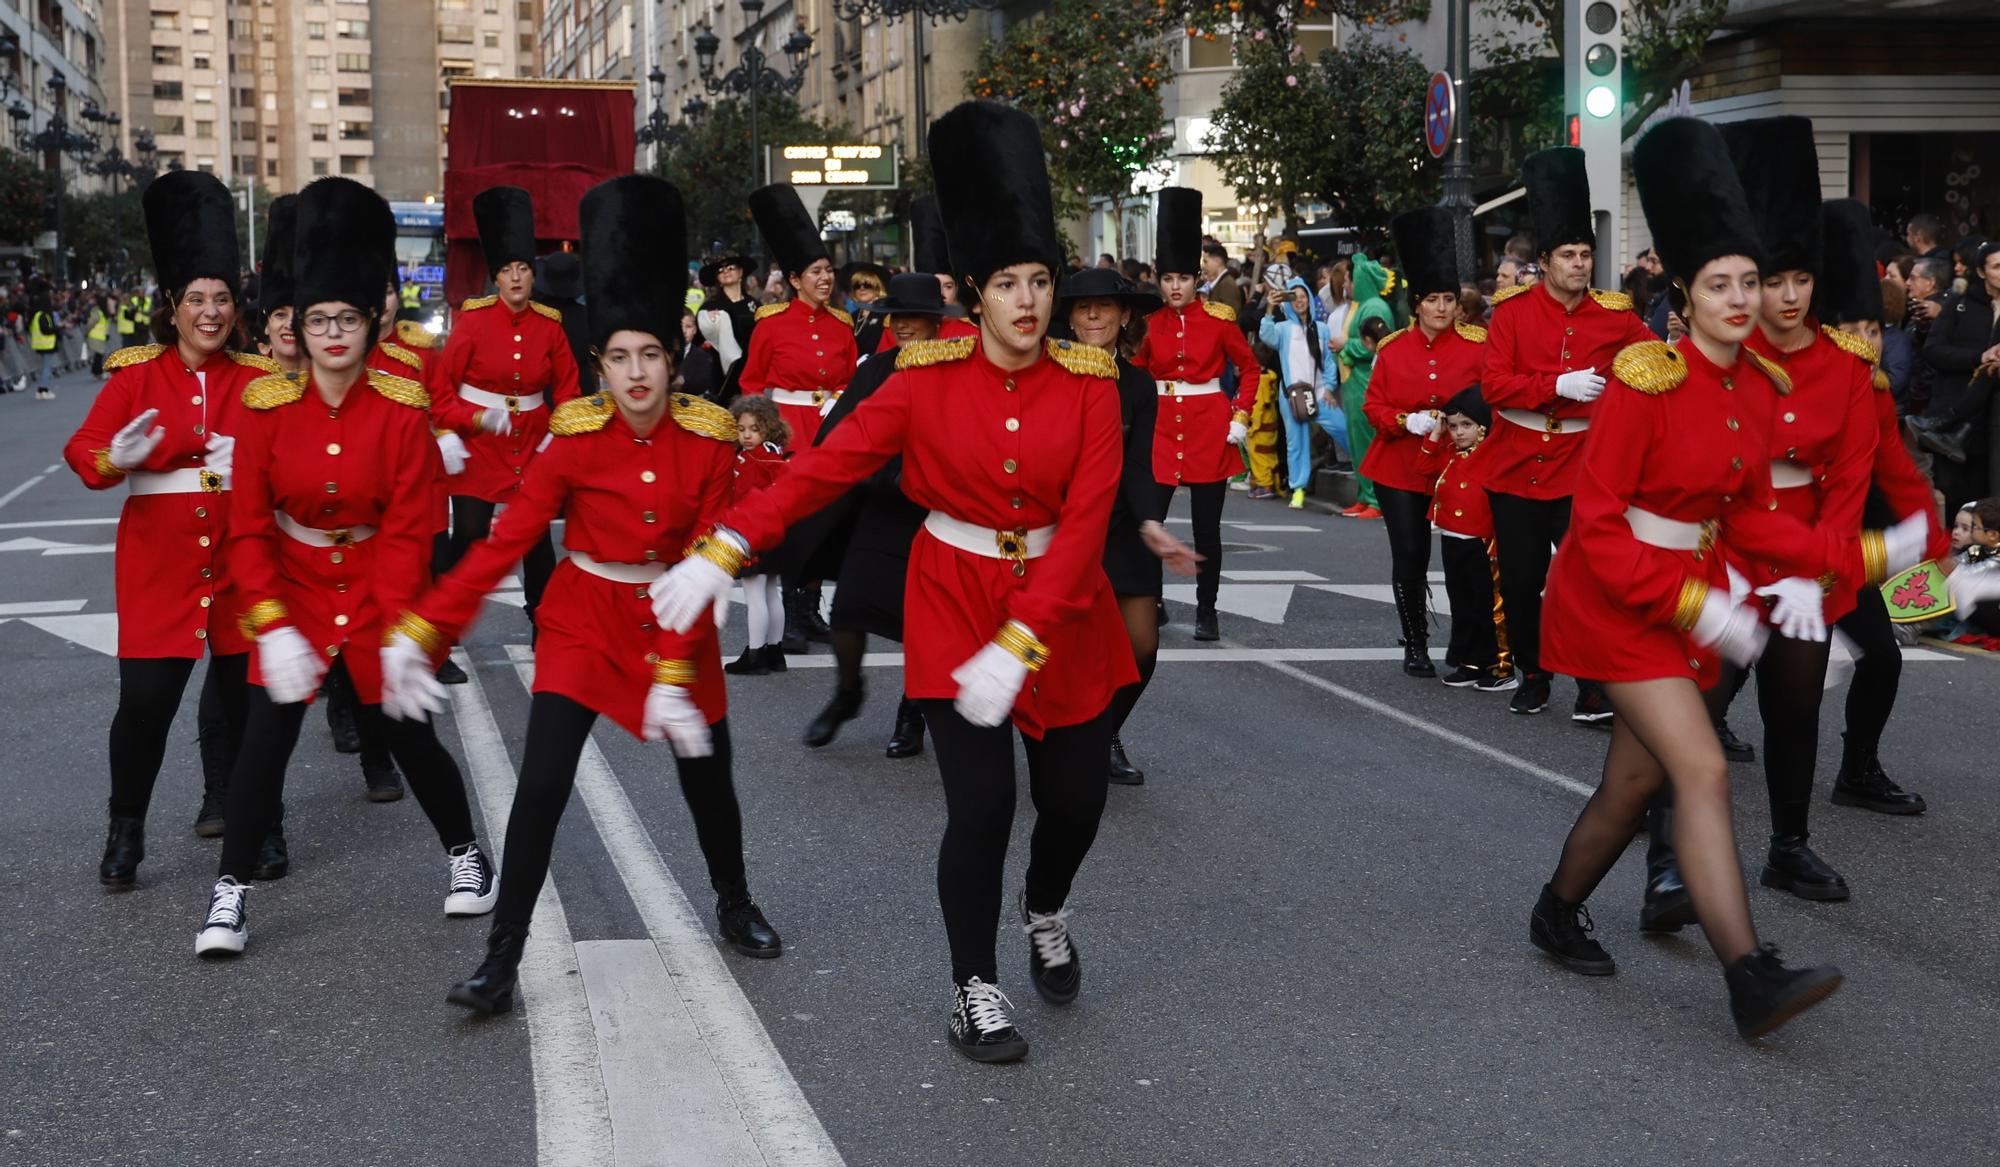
[302,310,367,335]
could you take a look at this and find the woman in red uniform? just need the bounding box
[742,183,856,451]
[651,102,1136,1064]
[428,186,583,624]
[195,178,494,958]
[1526,119,1930,1038]
[1133,187,1260,642]
[1360,207,1486,678]
[381,175,783,1012]
[63,171,274,886]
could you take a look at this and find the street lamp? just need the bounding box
[634,64,708,161]
[693,0,812,186]
[827,0,998,159]
[12,72,114,283]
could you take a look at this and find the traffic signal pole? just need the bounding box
[1565,0,1624,288]
[1441,0,1476,281]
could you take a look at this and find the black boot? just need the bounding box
[762,643,788,673]
[1916,420,1972,464]
[252,822,290,881]
[1529,883,1614,975]
[1392,580,1436,677]
[885,698,925,759]
[802,584,833,643]
[1830,740,1926,815]
[780,590,811,655]
[325,678,362,754]
[1639,803,1696,933]
[1759,834,1850,901]
[191,788,226,838]
[447,921,531,1014]
[362,751,405,803]
[723,646,770,676]
[195,714,231,837]
[1725,944,1842,1039]
[1107,735,1144,785]
[436,657,469,685]
[716,889,782,958]
[1715,720,1756,762]
[1155,600,1168,628]
[802,684,864,748]
[99,816,144,888]
[1193,606,1220,641]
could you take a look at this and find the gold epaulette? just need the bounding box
[1588,288,1633,312]
[1611,340,1686,395]
[396,319,438,350]
[549,393,615,435]
[1045,338,1117,379]
[378,342,423,371]
[230,351,280,373]
[1873,367,1891,392]
[1488,283,1531,308]
[1820,324,1880,365]
[368,369,430,408]
[243,372,304,410]
[529,301,562,322]
[671,393,736,442]
[1203,301,1237,323]
[1455,322,1488,343]
[1375,326,1411,351]
[1748,351,1793,396]
[754,302,788,321]
[896,336,977,369]
[827,305,854,327]
[103,344,165,371]
[460,294,498,312]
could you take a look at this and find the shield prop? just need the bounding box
[1881,560,1955,624]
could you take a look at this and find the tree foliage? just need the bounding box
[63,186,148,280]
[658,95,860,260]
[0,149,52,251]
[1176,0,1432,42]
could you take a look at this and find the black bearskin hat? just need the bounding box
[293,177,395,312]
[1444,385,1490,429]
[1634,118,1766,285]
[1522,147,1594,255]
[473,185,536,275]
[929,100,1062,301]
[258,194,299,312]
[143,169,241,299]
[1720,116,1822,278]
[910,193,951,276]
[1154,187,1203,277]
[1818,199,1882,327]
[749,184,829,277]
[579,174,687,354]
[1390,206,1460,301]
[536,250,583,301]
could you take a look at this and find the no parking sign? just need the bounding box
[1424,72,1455,160]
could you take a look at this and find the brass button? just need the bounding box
[328,409,339,418]
[1787,447,1798,458]
[1721,378,1734,390]
[1725,418,1739,431]
[201,567,213,579]
[334,614,350,627]
[195,507,208,518]
[810,333,819,341]
[325,481,339,493]
[644,549,659,562]
[1004,379,1016,392]
[1010,497,1023,508]
[1690,658,1702,669]
[816,350,825,357]
[195,628,207,639]
[642,510,657,523]
[200,596,212,608]
[645,652,660,664]
[1453,508,1464,517]
[191,395,203,405]
[1459,481,1468,489]
[1722,494,1733,503]
[1429,358,1437,366]
[1731,457,1744,470]
[198,535,211,547]
[1783,412,1795,423]
[1428,373,1437,380]
[634,587,649,599]
[513,353,522,360]
[1176,451,1184,460]
[328,645,341,657]
[1003,459,1017,473]
[336,583,348,593]
[1005,418,1020,432]
[327,443,342,455]
[641,470,656,483]
[1565,328,1574,336]
[513,334,522,342]
[331,551,344,564]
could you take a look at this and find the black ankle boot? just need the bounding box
[780,591,810,655]
[762,643,788,673]
[1107,735,1144,785]
[1639,804,1696,933]
[885,698,925,758]
[447,922,531,1014]
[716,889,782,958]
[1916,420,1971,464]
[802,685,864,748]
[252,825,289,881]
[326,688,362,754]
[362,751,405,803]
[1759,834,1850,901]
[1830,737,1926,815]
[1193,606,1220,641]
[723,646,770,676]
[195,719,232,837]
[1530,883,1614,975]
[803,585,833,643]
[1725,943,1842,1039]
[99,816,144,888]
[1392,580,1436,677]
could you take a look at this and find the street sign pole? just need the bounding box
[1437,0,1476,281]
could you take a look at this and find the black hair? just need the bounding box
[1201,242,1229,263]
[1359,315,1391,343]
[1906,213,1943,246]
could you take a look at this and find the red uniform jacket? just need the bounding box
[415,394,737,737]
[428,296,582,503]
[1133,301,1261,485]
[371,338,450,533]
[740,299,857,449]
[724,337,1139,737]
[62,344,273,658]
[229,368,441,703]
[1424,438,1495,540]
[1542,340,1865,687]
[731,440,789,501]
[1480,284,1653,499]
[1360,323,1488,495]
[874,315,978,354]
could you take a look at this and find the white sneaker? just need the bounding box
[195,877,250,957]
[444,842,498,917]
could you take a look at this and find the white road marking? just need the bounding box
[505,646,845,1167]
[1218,569,1326,581]
[0,599,87,615]
[1306,581,1456,617]
[11,613,118,654]
[0,474,48,510]
[0,517,119,530]
[40,544,116,555]
[697,644,1965,669]
[1231,524,1321,533]
[1161,583,1295,623]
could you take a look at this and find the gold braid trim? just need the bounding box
[1375,326,1411,352]
[378,342,423,371]
[993,620,1050,672]
[671,393,737,442]
[229,351,280,373]
[1488,283,1531,308]
[686,532,748,578]
[650,658,698,686]
[396,319,438,350]
[92,448,124,478]
[1670,577,1709,633]
[529,301,562,322]
[1819,324,1880,365]
[1044,337,1117,379]
[1859,529,1888,586]
[826,305,854,327]
[1232,409,1251,426]
[243,371,305,410]
[1873,367,1891,392]
[1588,288,1634,312]
[237,598,290,641]
[389,611,447,656]
[1610,340,1686,395]
[1203,301,1238,323]
[754,301,789,321]
[549,393,615,435]
[1747,351,1793,396]
[368,369,431,408]
[103,344,166,370]
[895,336,977,370]
[1455,322,1488,343]
[460,294,498,312]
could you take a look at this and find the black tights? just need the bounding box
[1487,491,1572,677]
[831,627,866,694]
[1108,593,1161,734]
[1375,484,1434,585]
[441,496,555,621]
[1152,480,1225,610]
[110,654,247,819]
[1837,586,1900,766]
[920,701,1112,984]
[1753,633,1831,838]
[217,664,477,880]
[495,695,746,928]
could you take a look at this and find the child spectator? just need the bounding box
[1242,340,1283,500]
[723,395,792,675]
[1423,386,1514,691]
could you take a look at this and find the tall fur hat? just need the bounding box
[258,194,299,311]
[1634,117,1766,284]
[1720,116,1823,277]
[292,177,395,312]
[143,169,241,298]
[1390,206,1460,301]
[1522,147,1594,254]
[928,100,1062,301]
[910,193,951,276]
[579,174,687,353]
[1818,199,1882,327]
[1153,187,1204,277]
[473,185,536,275]
[748,184,828,277]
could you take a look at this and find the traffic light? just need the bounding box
[1565,0,1622,286]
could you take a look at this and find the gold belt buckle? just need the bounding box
[504,395,520,412]
[1164,382,1178,396]
[994,528,1030,578]
[198,469,225,493]
[328,527,354,547]
[1697,520,1718,557]
[1544,415,1564,434]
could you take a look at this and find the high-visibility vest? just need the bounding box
[87,308,109,342]
[116,302,135,334]
[399,281,421,310]
[29,312,57,352]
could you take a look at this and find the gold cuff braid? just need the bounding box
[237,598,289,641]
[1231,409,1251,426]
[651,658,697,686]
[389,611,446,656]
[1859,530,1888,586]
[93,448,125,478]
[993,620,1050,672]
[686,532,748,578]
[1670,577,1708,633]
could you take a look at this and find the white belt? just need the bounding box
[1156,378,1222,397]
[924,511,1056,574]
[1769,460,1813,489]
[768,388,835,408]
[1500,407,1589,435]
[128,467,228,495]
[459,384,545,412]
[568,550,665,584]
[1623,505,1712,552]
[276,512,377,547]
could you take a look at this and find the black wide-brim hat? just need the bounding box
[697,254,756,287]
[144,169,242,299]
[293,177,395,312]
[536,250,583,300]
[910,194,952,276]
[1819,199,1882,327]
[259,194,299,311]
[873,272,950,316]
[839,260,892,293]
[473,185,537,275]
[749,184,829,277]
[1056,265,1163,315]
[1522,146,1594,255]
[580,174,687,353]
[1154,187,1203,277]
[1390,206,1460,301]
[929,100,1062,309]
[1720,116,1823,278]
[1634,117,1766,285]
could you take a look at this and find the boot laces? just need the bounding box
[959,978,1015,1036]
[1022,905,1074,969]
[1568,902,1597,938]
[205,878,247,928]
[448,844,489,895]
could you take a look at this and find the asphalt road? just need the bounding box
[2,367,1995,1167]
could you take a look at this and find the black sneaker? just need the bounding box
[717,892,783,958]
[364,755,405,803]
[1193,606,1220,641]
[1758,835,1850,902]
[445,842,498,916]
[436,658,469,685]
[192,790,226,837]
[1571,682,1614,727]
[948,978,1029,1063]
[1020,891,1081,1005]
[1510,673,1552,715]
[1830,756,1926,816]
[251,828,289,881]
[723,647,769,676]
[1529,883,1615,975]
[1715,721,1756,762]
[1440,664,1483,688]
[195,877,250,957]
[1474,669,1520,692]
[1725,944,1842,1039]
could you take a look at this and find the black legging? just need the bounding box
[1439,536,1499,670]
[1108,593,1161,734]
[440,496,555,621]
[196,652,248,799]
[493,695,746,928]
[1487,491,1573,677]
[217,661,477,880]
[109,653,247,818]
[1376,484,1433,584]
[920,701,1112,984]
[1752,632,1832,839]
[1836,586,1900,768]
[322,660,395,773]
[1152,480,1225,611]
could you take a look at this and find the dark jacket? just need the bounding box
[1920,284,2000,421]
[679,340,725,403]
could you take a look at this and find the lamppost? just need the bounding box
[634,64,709,164]
[828,0,997,160]
[10,73,110,283]
[693,0,812,186]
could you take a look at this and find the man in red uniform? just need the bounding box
[1133,186,1260,640]
[1481,147,1654,719]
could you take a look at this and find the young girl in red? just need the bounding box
[724,395,791,675]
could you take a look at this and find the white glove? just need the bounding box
[642,683,714,757]
[1403,411,1438,438]
[649,530,748,633]
[477,407,514,437]
[1555,368,1606,403]
[1754,576,1828,643]
[109,408,165,470]
[381,631,448,722]
[950,640,1031,728]
[1226,419,1248,446]
[436,431,469,476]
[1948,563,2000,611]
[1690,587,1770,669]
[202,433,234,480]
[257,625,327,705]
[1882,511,1929,577]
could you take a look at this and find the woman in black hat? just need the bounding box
[840,259,892,355]
[698,253,758,360]
[1056,267,1199,785]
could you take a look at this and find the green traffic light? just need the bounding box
[1585,85,1617,119]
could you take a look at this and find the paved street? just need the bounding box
[2,369,1995,1167]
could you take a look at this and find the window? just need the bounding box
[153,80,184,100]
[194,119,214,138]
[312,159,328,176]
[337,87,370,107]
[151,45,180,66]
[192,86,214,103]
[229,18,250,39]
[154,115,185,135]
[336,19,368,37]
[308,56,328,73]
[1185,32,1233,70]
[1296,24,1335,58]
[235,88,254,107]
[336,53,368,71]
[191,16,210,33]
[264,127,276,143]
[235,156,255,176]
[265,158,278,177]
[310,94,328,109]
[339,155,366,175]
[338,120,371,140]
[483,31,499,48]
[440,23,474,44]
[311,123,329,141]
[259,57,274,75]
[519,33,534,53]
[151,10,179,30]
[485,0,499,11]
[197,158,214,172]
[260,24,273,41]
[307,21,327,39]
[192,54,210,70]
